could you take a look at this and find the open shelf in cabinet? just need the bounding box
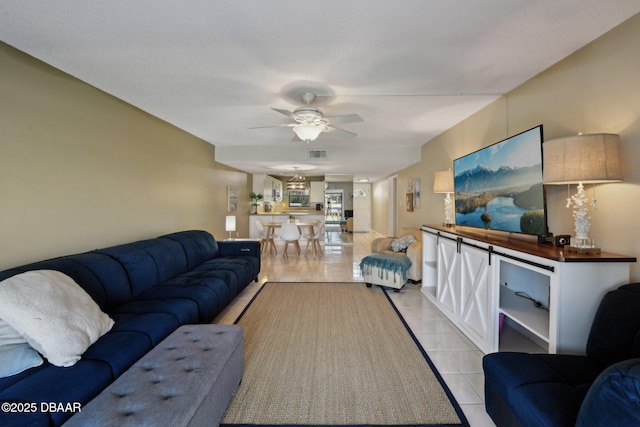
[499,316,548,353]
[420,231,438,300]
[499,285,549,343]
[498,258,551,347]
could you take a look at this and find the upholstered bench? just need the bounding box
[359,252,412,290]
[64,324,244,427]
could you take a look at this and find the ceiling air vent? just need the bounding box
[308,149,327,160]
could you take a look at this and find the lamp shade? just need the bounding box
[433,169,454,193]
[292,123,324,142]
[543,133,622,185]
[225,215,236,232]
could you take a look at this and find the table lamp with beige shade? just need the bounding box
[542,133,622,253]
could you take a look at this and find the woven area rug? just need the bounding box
[221,282,469,427]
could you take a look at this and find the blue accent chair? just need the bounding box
[483,283,640,427]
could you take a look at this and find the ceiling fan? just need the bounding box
[249,92,363,142]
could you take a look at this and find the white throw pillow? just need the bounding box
[390,235,416,252]
[0,270,114,367]
[0,319,43,377]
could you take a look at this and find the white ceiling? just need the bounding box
[2,1,639,181]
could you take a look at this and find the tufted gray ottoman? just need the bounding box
[64,324,244,427]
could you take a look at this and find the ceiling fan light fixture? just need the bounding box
[293,123,324,142]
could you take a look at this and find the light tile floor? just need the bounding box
[215,228,496,427]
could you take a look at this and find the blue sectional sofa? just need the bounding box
[483,283,640,427]
[0,230,259,427]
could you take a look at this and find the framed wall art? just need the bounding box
[406,192,414,212]
[227,185,239,212]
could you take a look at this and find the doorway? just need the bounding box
[324,190,344,223]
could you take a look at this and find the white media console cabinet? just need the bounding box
[421,225,636,355]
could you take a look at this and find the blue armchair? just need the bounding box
[483,283,640,427]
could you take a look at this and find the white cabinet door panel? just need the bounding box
[459,245,493,352]
[436,238,459,321]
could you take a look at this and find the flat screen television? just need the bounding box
[453,125,547,236]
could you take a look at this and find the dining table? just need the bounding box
[264,221,320,255]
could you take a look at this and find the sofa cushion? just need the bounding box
[194,258,254,293]
[109,297,200,325]
[0,253,132,312]
[515,381,592,427]
[135,282,221,323]
[132,238,189,280]
[218,241,261,280]
[160,230,220,269]
[108,312,181,347]
[97,238,189,298]
[0,270,114,367]
[576,358,640,427]
[80,311,183,380]
[144,271,238,322]
[587,282,640,367]
[483,352,603,427]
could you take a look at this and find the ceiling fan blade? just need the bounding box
[248,123,296,129]
[327,125,357,138]
[324,113,363,124]
[271,108,298,120]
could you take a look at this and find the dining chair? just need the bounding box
[255,221,277,254]
[299,220,318,247]
[305,220,325,256]
[279,222,301,256]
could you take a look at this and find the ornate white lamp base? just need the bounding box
[566,182,600,253]
[443,192,454,226]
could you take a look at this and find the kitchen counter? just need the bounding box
[251,211,320,216]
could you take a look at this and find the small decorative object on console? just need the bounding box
[555,235,571,247]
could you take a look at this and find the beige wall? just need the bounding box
[0,42,250,270]
[387,13,640,281]
[372,179,390,235]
